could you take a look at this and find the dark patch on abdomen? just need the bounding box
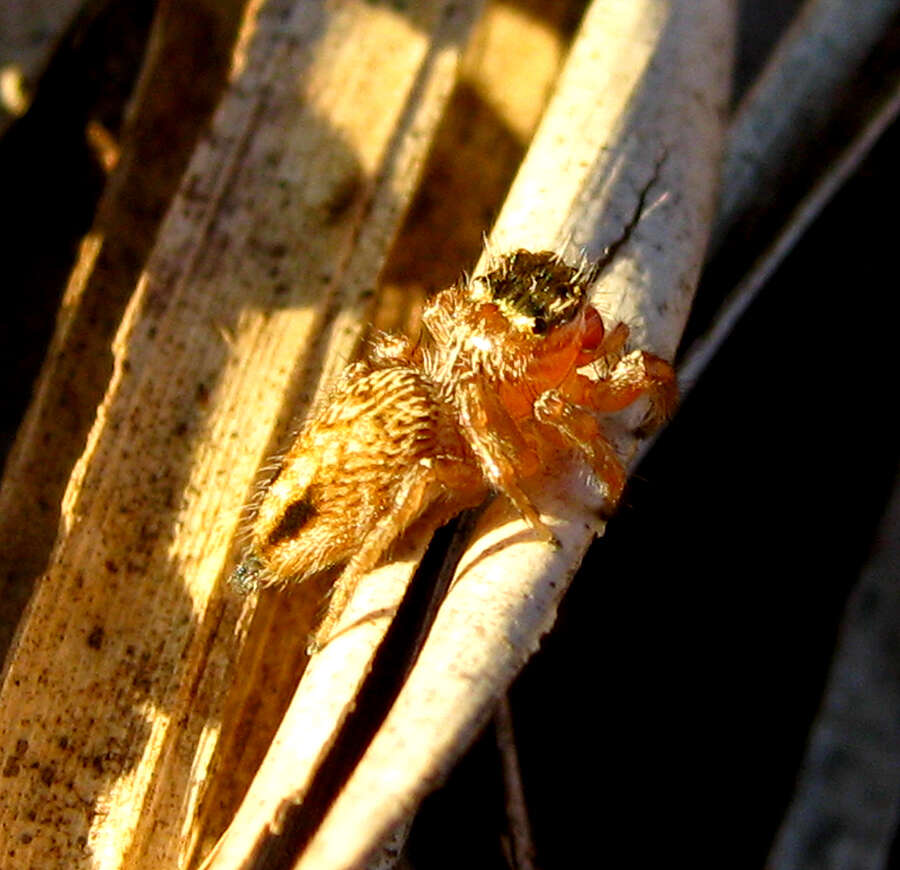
[267,494,318,545]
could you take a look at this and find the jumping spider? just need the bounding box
[233,249,676,642]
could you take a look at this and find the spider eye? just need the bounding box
[531,316,548,335]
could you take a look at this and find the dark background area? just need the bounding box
[0,0,158,458]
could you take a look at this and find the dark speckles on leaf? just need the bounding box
[3,740,27,777]
[320,168,363,224]
[87,626,105,650]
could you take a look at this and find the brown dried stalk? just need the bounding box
[0,0,246,660]
[204,2,734,869]
[0,1,481,867]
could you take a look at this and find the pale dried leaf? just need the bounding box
[293,2,734,867]
[0,1,481,867]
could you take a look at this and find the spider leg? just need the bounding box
[533,389,627,505]
[310,463,436,651]
[457,377,557,543]
[576,317,630,368]
[585,349,677,435]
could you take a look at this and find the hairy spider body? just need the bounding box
[233,250,676,626]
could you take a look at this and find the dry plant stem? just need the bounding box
[0,1,480,867]
[0,0,246,661]
[767,476,900,868]
[194,534,432,870]
[714,0,900,245]
[678,80,900,396]
[294,2,734,868]
[495,696,537,870]
[194,4,579,865]
[0,0,94,131]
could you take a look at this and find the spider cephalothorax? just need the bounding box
[233,249,676,642]
[469,249,593,336]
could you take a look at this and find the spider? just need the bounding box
[232,249,676,642]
